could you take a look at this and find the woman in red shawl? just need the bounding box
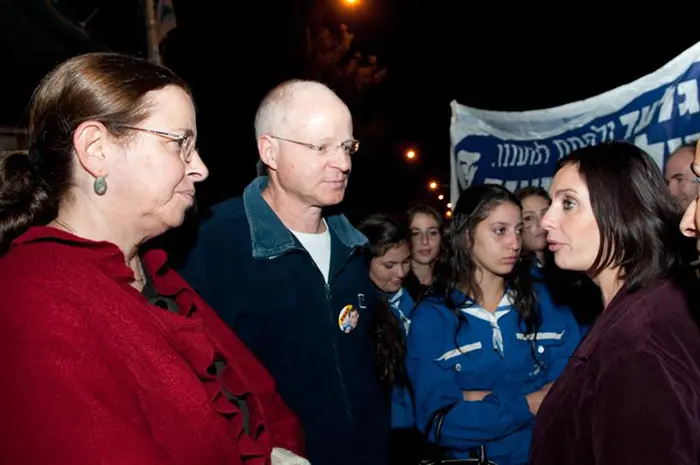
[0,53,305,465]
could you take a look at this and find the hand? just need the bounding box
[462,390,491,402]
[525,382,554,415]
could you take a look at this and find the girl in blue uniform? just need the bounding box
[357,213,421,465]
[403,203,444,302]
[406,184,580,465]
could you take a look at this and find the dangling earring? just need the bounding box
[93,176,107,196]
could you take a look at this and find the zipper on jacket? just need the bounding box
[325,282,353,424]
[300,248,355,426]
[325,248,364,424]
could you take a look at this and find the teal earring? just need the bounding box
[93,176,107,196]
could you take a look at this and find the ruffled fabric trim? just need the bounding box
[145,249,271,464]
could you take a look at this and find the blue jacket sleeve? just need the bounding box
[546,304,582,383]
[406,302,534,450]
[532,282,581,383]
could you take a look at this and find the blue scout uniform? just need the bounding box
[406,283,581,465]
[386,287,415,429]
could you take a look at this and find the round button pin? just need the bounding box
[338,304,359,333]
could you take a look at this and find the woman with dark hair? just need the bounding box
[530,142,700,465]
[357,213,420,465]
[0,53,304,464]
[406,184,580,465]
[514,187,551,268]
[515,186,602,334]
[404,203,443,301]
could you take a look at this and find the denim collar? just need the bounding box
[242,176,367,259]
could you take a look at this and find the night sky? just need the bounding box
[2,0,698,222]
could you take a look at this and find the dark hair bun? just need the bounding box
[0,152,51,252]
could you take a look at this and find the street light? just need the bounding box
[438,194,444,200]
[428,180,438,190]
[343,0,360,5]
[406,149,416,160]
[445,210,453,219]
[447,202,453,209]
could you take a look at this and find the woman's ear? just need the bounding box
[72,120,110,179]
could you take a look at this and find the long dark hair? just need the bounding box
[406,202,444,231]
[434,184,540,337]
[514,186,551,266]
[357,213,410,386]
[514,186,562,277]
[404,202,444,302]
[556,142,685,292]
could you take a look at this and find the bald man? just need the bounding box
[665,143,698,211]
[179,80,389,465]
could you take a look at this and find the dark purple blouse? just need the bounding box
[530,278,700,465]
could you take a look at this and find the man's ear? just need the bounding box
[258,134,280,171]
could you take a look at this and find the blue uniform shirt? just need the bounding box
[406,284,581,465]
[386,287,416,429]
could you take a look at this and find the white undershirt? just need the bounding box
[290,219,331,283]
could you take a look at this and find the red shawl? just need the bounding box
[0,227,304,464]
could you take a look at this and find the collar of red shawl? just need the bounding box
[14,225,183,297]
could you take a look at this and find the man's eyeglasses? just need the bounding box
[119,125,196,162]
[269,135,360,156]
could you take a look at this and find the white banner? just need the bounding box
[450,41,700,204]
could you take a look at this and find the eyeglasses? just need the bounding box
[119,125,196,162]
[268,135,360,156]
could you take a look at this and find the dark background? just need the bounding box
[1,0,698,222]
